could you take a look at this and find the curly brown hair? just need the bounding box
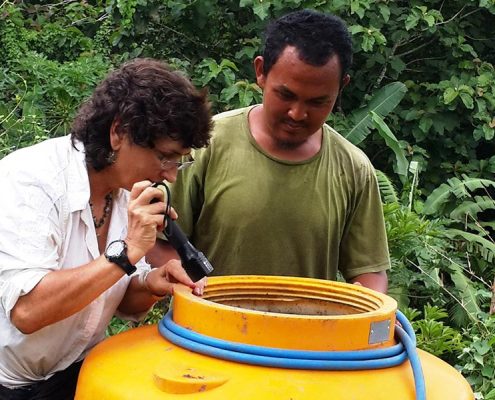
[71,58,212,171]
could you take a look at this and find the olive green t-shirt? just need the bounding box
[170,106,390,280]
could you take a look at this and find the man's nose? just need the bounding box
[287,103,307,121]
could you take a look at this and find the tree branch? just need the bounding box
[439,0,446,14]
[396,37,437,58]
[396,34,423,49]
[435,5,467,26]
[464,34,493,41]
[405,56,445,66]
[373,42,400,90]
[458,8,483,23]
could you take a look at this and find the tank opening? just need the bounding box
[200,278,384,316]
[204,296,364,316]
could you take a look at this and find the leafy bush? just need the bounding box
[456,314,495,399]
[403,305,464,359]
[0,54,109,156]
[106,298,171,337]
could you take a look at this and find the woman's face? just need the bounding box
[111,130,191,190]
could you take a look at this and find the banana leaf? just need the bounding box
[371,112,409,181]
[343,81,407,145]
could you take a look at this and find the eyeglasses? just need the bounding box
[154,150,195,171]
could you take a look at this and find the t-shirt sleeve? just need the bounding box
[339,162,391,280]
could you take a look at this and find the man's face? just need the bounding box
[255,46,346,149]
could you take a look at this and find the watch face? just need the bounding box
[106,240,125,257]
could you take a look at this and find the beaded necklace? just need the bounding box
[89,192,113,229]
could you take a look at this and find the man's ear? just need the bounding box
[254,56,266,89]
[109,118,124,150]
[341,73,351,89]
[333,74,351,114]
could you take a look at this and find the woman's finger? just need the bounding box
[167,206,178,220]
[193,277,207,296]
[129,180,152,201]
[165,260,195,289]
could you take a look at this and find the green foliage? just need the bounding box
[370,111,409,181]
[382,164,493,328]
[0,1,111,155]
[422,175,495,265]
[0,54,109,156]
[376,171,399,204]
[3,1,494,189]
[329,82,408,180]
[384,201,449,310]
[342,82,407,145]
[404,305,464,358]
[448,230,495,265]
[456,314,495,398]
[106,298,170,336]
[336,1,495,189]
[423,176,495,217]
[192,58,262,112]
[403,306,495,397]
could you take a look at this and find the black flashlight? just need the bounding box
[151,182,213,282]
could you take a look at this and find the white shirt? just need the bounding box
[0,136,148,388]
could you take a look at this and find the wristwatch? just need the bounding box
[104,240,137,276]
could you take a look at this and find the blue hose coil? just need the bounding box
[158,310,425,400]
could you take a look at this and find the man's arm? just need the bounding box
[146,239,179,267]
[350,271,388,294]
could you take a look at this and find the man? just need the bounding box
[0,58,212,399]
[155,10,389,292]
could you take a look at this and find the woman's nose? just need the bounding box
[161,168,178,183]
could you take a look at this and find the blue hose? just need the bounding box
[158,310,425,400]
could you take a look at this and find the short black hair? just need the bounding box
[262,9,352,82]
[71,58,212,171]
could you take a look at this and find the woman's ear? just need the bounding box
[109,118,124,150]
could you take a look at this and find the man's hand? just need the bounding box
[350,271,388,294]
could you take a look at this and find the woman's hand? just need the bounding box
[192,277,207,296]
[144,260,199,297]
[125,181,177,264]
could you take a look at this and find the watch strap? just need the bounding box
[105,240,137,276]
[114,256,137,276]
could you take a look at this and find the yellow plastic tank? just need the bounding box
[75,276,474,399]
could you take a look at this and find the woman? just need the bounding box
[0,58,212,399]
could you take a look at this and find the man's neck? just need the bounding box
[248,105,323,162]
